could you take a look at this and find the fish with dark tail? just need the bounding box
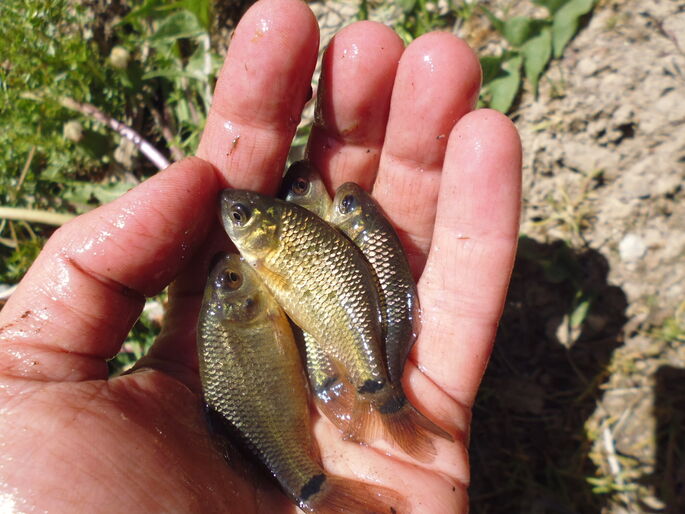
[197,253,406,513]
[328,182,421,386]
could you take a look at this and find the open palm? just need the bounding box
[0,1,521,512]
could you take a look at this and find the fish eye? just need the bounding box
[339,194,357,214]
[291,177,309,195]
[230,204,251,226]
[217,269,243,290]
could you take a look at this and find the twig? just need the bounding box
[602,424,623,484]
[0,207,75,226]
[21,92,170,171]
[16,146,36,194]
[58,96,170,170]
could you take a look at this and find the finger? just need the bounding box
[414,109,522,407]
[371,33,481,274]
[0,158,220,382]
[197,0,319,195]
[306,21,404,192]
[131,223,233,390]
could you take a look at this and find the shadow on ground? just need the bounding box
[649,365,685,513]
[470,236,628,513]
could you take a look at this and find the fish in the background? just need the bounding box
[221,191,452,462]
[280,160,332,219]
[328,182,421,386]
[197,253,405,513]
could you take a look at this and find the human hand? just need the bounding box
[0,0,521,512]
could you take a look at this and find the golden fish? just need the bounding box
[281,161,353,421]
[197,253,405,513]
[328,182,421,386]
[282,164,420,386]
[280,160,332,219]
[221,190,451,461]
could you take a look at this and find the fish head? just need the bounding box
[329,182,370,237]
[220,189,280,260]
[279,160,332,219]
[203,252,263,323]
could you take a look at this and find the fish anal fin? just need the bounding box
[302,475,409,514]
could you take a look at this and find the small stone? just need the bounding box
[109,46,130,70]
[654,90,685,123]
[620,173,652,199]
[577,56,599,77]
[63,120,83,142]
[619,233,647,262]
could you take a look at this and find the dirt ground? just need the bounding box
[313,0,685,512]
[465,0,685,512]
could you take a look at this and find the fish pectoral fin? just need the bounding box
[253,260,290,293]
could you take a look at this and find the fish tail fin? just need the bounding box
[346,395,381,443]
[304,475,408,514]
[374,390,454,462]
[313,377,355,433]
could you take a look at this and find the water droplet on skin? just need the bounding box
[422,54,436,73]
[252,18,271,41]
[342,43,360,59]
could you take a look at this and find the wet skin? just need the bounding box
[0,1,521,512]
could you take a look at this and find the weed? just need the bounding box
[479,0,596,112]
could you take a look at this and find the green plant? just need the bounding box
[0,0,220,283]
[480,0,596,112]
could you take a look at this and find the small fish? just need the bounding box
[197,253,405,513]
[328,182,421,386]
[280,160,332,219]
[221,190,451,461]
[281,161,354,420]
[282,164,420,386]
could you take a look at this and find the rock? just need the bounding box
[577,56,599,77]
[619,233,647,262]
[654,90,685,124]
[620,172,652,199]
[663,12,685,53]
[561,140,619,173]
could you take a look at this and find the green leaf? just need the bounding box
[149,10,205,43]
[487,54,522,114]
[143,67,205,81]
[480,5,505,34]
[62,181,134,207]
[532,0,568,15]
[169,0,212,31]
[503,16,536,47]
[480,55,505,85]
[399,0,418,14]
[522,26,552,96]
[552,0,595,58]
[570,293,592,328]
